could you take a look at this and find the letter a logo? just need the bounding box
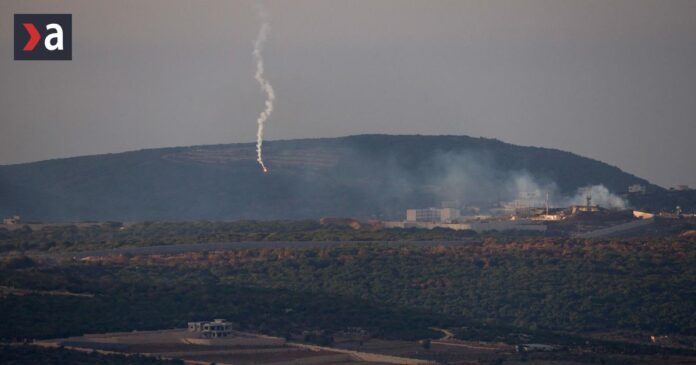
[14,14,72,60]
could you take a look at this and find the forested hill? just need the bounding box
[0,134,656,221]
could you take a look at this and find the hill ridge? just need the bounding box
[0,134,657,221]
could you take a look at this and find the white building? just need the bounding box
[628,184,647,194]
[188,319,234,338]
[406,208,461,223]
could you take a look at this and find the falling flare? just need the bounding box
[253,4,274,174]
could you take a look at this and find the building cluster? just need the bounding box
[386,205,548,233]
[670,185,691,191]
[387,185,649,233]
[632,183,693,193]
[382,180,696,234]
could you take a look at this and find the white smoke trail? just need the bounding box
[253,4,274,173]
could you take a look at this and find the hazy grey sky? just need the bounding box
[1,0,695,187]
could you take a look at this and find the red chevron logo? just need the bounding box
[22,23,40,51]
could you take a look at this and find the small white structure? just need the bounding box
[188,319,233,338]
[628,184,647,194]
[516,344,563,352]
[2,215,21,225]
[531,214,564,221]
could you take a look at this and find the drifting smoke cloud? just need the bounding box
[499,175,628,210]
[281,144,631,219]
[566,185,627,209]
[386,151,629,213]
[253,3,275,173]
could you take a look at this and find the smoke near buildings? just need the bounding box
[363,148,629,214]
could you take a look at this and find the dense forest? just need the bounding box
[0,220,491,253]
[2,218,692,254]
[1,236,695,357]
[2,218,694,255]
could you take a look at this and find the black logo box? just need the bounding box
[14,14,72,60]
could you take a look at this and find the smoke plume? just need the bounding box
[371,150,629,214]
[566,185,627,209]
[253,4,275,173]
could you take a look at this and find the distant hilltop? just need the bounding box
[0,134,660,221]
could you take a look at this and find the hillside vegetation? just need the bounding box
[0,135,655,221]
[2,237,695,344]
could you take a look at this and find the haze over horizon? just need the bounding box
[1,0,695,188]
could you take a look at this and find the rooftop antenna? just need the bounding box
[586,193,592,209]
[545,191,549,215]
